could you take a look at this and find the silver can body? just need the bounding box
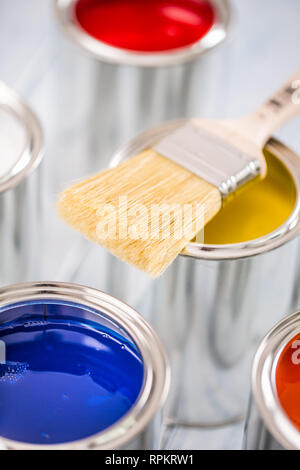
[243,311,300,450]
[0,84,43,286]
[0,167,42,285]
[106,122,300,427]
[150,242,300,427]
[149,146,300,427]
[243,397,284,450]
[0,282,170,450]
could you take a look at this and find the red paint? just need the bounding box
[75,0,215,52]
[276,333,300,430]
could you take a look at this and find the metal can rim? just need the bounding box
[0,281,170,450]
[54,0,231,67]
[110,119,300,261]
[251,310,300,450]
[0,82,44,193]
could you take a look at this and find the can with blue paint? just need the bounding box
[0,282,169,450]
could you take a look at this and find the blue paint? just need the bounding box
[0,301,144,445]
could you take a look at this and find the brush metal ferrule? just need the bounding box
[153,122,261,199]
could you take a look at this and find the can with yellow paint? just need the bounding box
[111,121,300,428]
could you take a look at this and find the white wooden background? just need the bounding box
[1,0,300,450]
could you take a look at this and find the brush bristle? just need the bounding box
[58,150,222,277]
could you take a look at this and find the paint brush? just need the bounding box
[58,72,300,277]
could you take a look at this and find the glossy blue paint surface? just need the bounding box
[0,301,144,445]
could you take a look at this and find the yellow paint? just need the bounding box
[203,149,297,245]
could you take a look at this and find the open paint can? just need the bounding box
[244,310,300,450]
[53,0,230,188]
[108,120,300,427]
[0,282,169,450]
[0,83,43,286]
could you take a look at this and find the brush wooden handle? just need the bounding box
[232,71,300,146]
[193,72,300,177]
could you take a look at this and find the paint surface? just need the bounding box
[0,302,144,445]
[276,333,300,430]
[75,0,215,52]
[203,150,297,244]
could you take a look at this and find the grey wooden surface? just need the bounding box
[1,0,300,450]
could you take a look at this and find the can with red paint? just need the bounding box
[244,310,300,450]
[54,0,230,188]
